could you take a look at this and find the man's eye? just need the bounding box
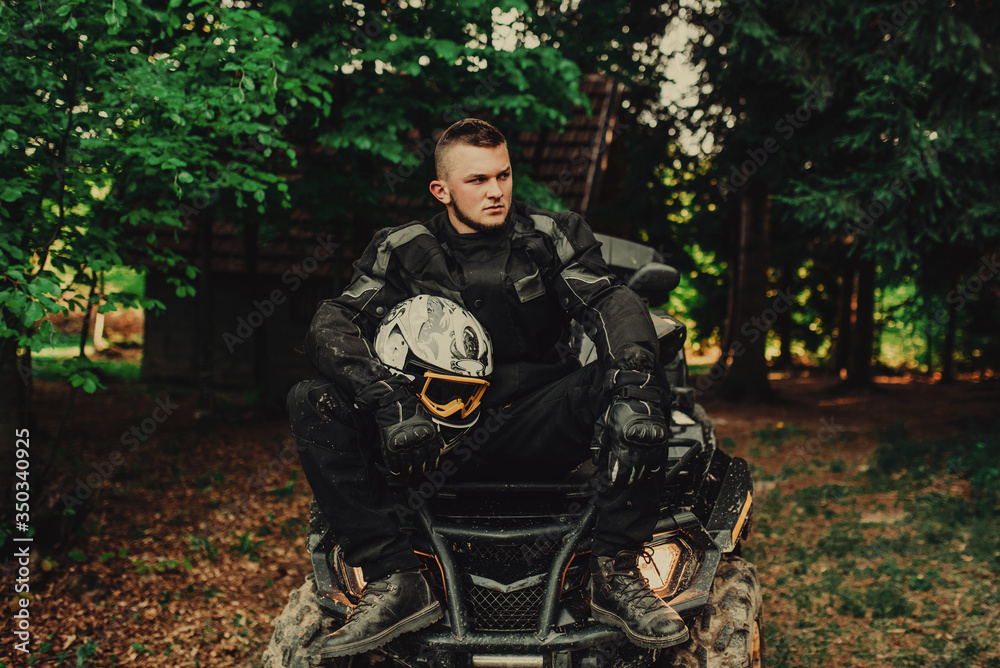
[499,172,510,180]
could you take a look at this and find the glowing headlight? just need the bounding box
[638,532,691,599]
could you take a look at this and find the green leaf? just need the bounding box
[3,129,16,142]
[1,188,21,202]
[24,301,44,323]
[433,41,461,62]
[68,549,87,562]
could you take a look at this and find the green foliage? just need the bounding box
[665,0,1000,370]
[131,557,183,575]
[252,0,668,232]
[186,533,219,562]
[75,639,99,666]
[232,532,266,561]
[268,479,296,498]
[1,0,304,390]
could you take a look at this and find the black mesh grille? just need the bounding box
[449,536,584,632]
[466,541,557,566]
[451,540,560,582]
[468,583,545,631]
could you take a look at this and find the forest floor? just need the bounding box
[2,371,999,667]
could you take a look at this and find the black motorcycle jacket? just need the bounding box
[304,201,660,408]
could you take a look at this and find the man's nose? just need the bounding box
[486,178,503,198]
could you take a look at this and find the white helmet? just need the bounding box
[375,295,493,437]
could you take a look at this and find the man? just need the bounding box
[286,118,687,656]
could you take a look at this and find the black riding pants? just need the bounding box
[286,362,665,580]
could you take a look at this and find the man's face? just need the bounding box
[430,144,513,234]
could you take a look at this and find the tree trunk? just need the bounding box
[194,218,215,430]
[941,289,957,383]
[775,261,793,370]
[78,271,99,358]
[0,334,28,513]
[847,258,876,387]
[718,203,742,357]
[245,215,269,390]
[835,251,854,376]
[923,317,933,374]
[720,183,775,402]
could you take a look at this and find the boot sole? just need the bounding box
[319,601,444,658]
[591,603,690,650]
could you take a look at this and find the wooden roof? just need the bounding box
[515,74,622,216]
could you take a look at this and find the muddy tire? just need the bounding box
[262,575,342,668]
[657,555,764,668]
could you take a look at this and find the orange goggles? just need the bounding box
[417,371,490,420]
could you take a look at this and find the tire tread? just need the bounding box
[655,555,764,668]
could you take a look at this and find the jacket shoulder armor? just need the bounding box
[514,202,587,266]
[368,221,440,279]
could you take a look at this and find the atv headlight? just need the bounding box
[638,532,691,600]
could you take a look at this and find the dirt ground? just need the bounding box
[2,373,998,667]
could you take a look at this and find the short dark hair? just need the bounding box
[434,118,507,180]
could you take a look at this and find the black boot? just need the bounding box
[320,569,443,658]
[590,549,689,649]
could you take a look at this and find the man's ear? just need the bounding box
[429,179,451,205]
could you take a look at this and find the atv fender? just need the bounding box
[703,456,754,553]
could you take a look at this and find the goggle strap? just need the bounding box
[378,385,413,407]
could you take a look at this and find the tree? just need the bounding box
[0,0,309,517]
[673,0,1000,393]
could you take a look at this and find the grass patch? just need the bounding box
[752,422,809,448]
[756,417,1000,666]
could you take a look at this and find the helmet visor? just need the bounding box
[418,371,490,420]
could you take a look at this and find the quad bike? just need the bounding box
[263,234,764,668]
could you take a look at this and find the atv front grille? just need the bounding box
[449,539,565,632]
[450,540,561,584]
[461,541,558,567]
[468,582,545,631]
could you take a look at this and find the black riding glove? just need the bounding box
[355,375,442,478]
[591,369,669,489]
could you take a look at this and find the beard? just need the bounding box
[453,199,507,233]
